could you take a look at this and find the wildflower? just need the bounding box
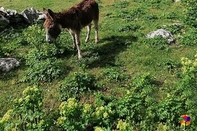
[22,86,31,95]
[18,98,23,103]
[193,60,197,67]
[95,106,105,116]
[59,102,66,110]
[103,112,108,118]
[67,98,78,108]
[24,95,30,102]
[57,116,67,125]
[0,109,13,123]
[32,86,39,92]
[117,119,128,131]
[83,104,91,113]
[94,126,104,131]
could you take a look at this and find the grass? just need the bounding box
[1,0,197,124]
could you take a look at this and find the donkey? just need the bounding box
[43,0,99,59]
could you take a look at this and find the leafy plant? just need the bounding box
[102,67,130,82]
[179,28,197,46]
[60,72,97,101]
[22,40,65,84]
[146,36,169,50]
[57,98,85,131]
[112,73,158,130]
[182,0,197,27]
[0,86,48,131]
[113,1,130,8]
[22,24,45,48]
[23,57,64,84]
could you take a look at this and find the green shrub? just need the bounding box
[57,98,85,131]
[23,44,65,84]
[0,29,25,57]
[182,0,197,27]
[23,57,64,84]
[109,73,159,130]
[0,86,49,131]
[22,24,45,48]
[60,72,97,101]
[156,54,197,130]
[113,1,130,8]
[145,36,169,50]
[179,28,197,46]
[101,67,130,82]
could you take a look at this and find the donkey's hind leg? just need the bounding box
[93,20,98,43]
[85,24,91,43]
[68,30,76,50]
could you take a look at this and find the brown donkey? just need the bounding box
[43,0,99,59]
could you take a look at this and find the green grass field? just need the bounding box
[1,0,197,130]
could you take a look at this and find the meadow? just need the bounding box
[1,0,197,130]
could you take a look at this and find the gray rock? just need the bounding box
[0,14,9,28]
[147,29,174,44]
[0,7,17,16]
[0,7,45,30]
[21,7,45,24]
[0,7,24,25]
[0,58,19,72]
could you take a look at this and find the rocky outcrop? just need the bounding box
[0,7,24,28]
[147,29,174,44]
[21,7,45,24]
[0,58,19,72]
[0,7,45,29]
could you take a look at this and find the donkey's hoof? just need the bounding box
[78,55,82,59]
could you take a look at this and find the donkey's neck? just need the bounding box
[54,10,81,30]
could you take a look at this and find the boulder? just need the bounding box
[0,7,25,25]
[21,7,45,24]
[0,13,9,28]
[147,29,174,44]
[0,7,45,30]
[0,58,19,72]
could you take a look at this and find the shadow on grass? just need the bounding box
[84,35,138,68]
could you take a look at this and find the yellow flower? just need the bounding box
[100,106,104,111]
[193,60,197,66]
[103,112,108,118]
[95,106,105,116]
[83,104,91,113]
[0,109,13,123]
[67,98,77,108]
[182,67,187,74]
[190,66,195,72]
[24,95,30,102]
[57,117,66,125]
[18,98,23,103]
[32,86,39,92]
[94,126,104,131]
[22,86,31,95]
[117,119,128,131]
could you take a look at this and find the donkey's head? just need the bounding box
[43,8,61,43]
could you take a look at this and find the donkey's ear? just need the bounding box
[48,9,56,21]
[43,8,48,14]
[43,8,56,21]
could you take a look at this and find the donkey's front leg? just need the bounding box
[74,32,82,59]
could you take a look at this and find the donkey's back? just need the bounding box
[43,0,99,59]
